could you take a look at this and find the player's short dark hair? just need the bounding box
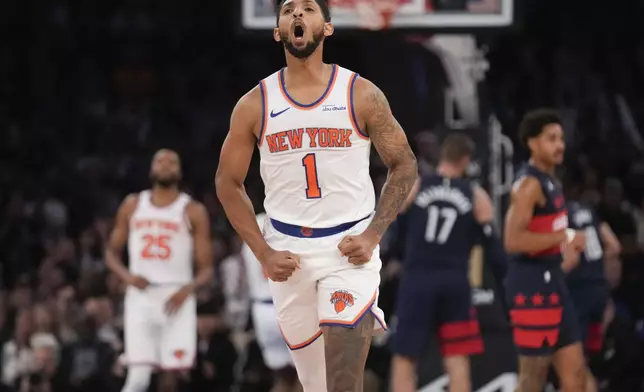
[518,108,562,148]
[275,0,332,24]
[440,133,475,163]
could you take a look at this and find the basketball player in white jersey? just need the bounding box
[215,1,418,390]
[243,213,301,392]
[106,149,213,392]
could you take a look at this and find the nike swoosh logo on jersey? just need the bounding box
[270,107,290,118]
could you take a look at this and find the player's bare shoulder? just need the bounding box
[350,76,415,165]
[351,76,396,134]
[217,84,265,186]
[119,193,140,221]
[107,193,140,249]
[185,200,209,223]
[230,84,265,139]
[511,175,543,204]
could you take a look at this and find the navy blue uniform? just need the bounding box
[566,201,608,353]
[504,164,581,356]
[392,174,483,358]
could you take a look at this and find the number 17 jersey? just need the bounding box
[403,174,478,271]
[257,65,375,228]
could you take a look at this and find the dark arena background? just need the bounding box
[3,0,644,391]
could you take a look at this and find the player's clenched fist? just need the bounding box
[338,229,380,265]
[260,249,301,282]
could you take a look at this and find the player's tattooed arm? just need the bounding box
[185,201,213,291]
[399,177,421,213]
[105,194,139,284]
[355,77,418,237]
[216,87,272,260]
[504,176,567,253]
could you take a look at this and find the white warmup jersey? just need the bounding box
[258,64,376,227]
[127,190,193,284]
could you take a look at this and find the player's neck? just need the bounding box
[528,158,555,175]
[150,187,180,207]
[284,49,328,83]
[437,163,462,178]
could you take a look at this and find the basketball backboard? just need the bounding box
[241,0,514,30]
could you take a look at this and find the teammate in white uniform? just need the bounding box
[243,213,301,392]
[106,149,213,392]
[215,0,418,390]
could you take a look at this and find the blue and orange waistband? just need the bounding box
[270,215,370,238]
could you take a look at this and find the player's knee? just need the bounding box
[517,356,550,392]
[391,354,416,373]
[443,356,471,392]
[559,362,587,391]
[122,366,153,392]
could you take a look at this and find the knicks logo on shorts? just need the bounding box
[301,227,313,237]
[173,350,185,360]
[330,290,355,313]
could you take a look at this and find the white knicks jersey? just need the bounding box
[242,213,272,301]
[127,191,193,284]
[257,65,376,228]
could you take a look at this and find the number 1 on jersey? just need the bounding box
[302,153,322,199]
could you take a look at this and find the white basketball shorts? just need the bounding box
[263,213,387,352]
[123,284,196,370]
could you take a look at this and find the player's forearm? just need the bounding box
[368,160,418,237]
[216,182,272,260]
[105,249,133,283]
[504,230,567,254]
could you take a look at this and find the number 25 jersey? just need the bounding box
[128,191,194,284]
[257,65,376,227]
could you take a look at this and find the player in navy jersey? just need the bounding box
[563,194,621,392]
[503,109,589,392]
[391,133,508,392]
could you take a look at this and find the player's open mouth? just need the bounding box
[292,23,305,41]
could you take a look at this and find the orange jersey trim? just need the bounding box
[257,80,269,147]
[347,73,368,140]
[278,64,338,110]
[279,328,323,351]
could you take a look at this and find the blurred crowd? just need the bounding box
[3,0,644,391]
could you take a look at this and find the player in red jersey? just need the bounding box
[503,109,589,392]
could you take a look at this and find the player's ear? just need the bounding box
[323,22,334,37]
[527,138,537,154]
[273,27,281,42]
